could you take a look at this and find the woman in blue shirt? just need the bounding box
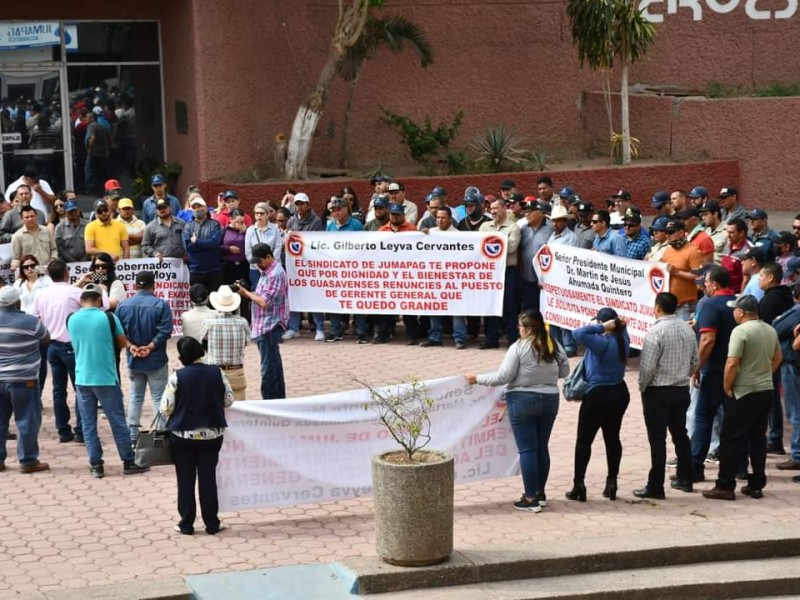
[567,307,630,502]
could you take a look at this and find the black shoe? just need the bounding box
[325,334,343,343]
[602,478,617,501]
[565,482,586,502]
[736,471,749,481]
[356,335,367,345]
[420,340,442,348]
[90,463,105,479]
[670,471,705,483]
[670,480,693,493]
[741,485,763,499]
[455,341,466,350]
[371,337,389,345]
[59,433,75,443]
[465,334,477,343]
[479,341,499,350]
[537,493,547,508]
[766,444,786,455]
[792,475,800,484]
[123,462,150,475]
[74,434,85,445]
[513,495,542,513]
[632,487,666,500]
[406,339,419,346]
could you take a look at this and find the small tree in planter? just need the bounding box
[357,376,455,567]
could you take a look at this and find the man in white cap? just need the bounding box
[546,204,579,356]
[0,286,51,473]
[204,285,251,400]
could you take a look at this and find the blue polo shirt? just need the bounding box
[696,291,737,374]
[326,217,364,232]
[68,307,124,386]
[593,229,627,256]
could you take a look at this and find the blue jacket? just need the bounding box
[773,304,800,366]
[115,291,173,371]
[183,217,223,273]
[168,364,227,431]
[142,193,182,224]
[573,323,629,392]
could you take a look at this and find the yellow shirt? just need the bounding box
[85,219,129,256]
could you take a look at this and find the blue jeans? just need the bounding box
[256,328,286,399]
[289,311,324,334]
[519,279,541,312]
[486,267,520,345]
[76,385,134,466]
[675,302,695,322]
[49,341,82,438]
[428,316,467,343]
[330,314,366,337]
[768,370,784,449]
[506,391,559,498]
[0,381,42,466]
[783,363,800,461]
[550,326,576,354]
[127,364,169,442]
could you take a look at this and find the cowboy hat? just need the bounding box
[209,285,242,313]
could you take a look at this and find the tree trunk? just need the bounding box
[620,63,631,166]
[339,69,362,169]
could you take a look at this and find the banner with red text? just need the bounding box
[533,244,670,349]
[217,376,516,511]
[68,257,190,334]
[285,231,507,315]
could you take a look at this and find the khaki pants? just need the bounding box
[223,367,247,401]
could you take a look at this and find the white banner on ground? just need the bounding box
[533,244,670,349]
[284,231,507,315]
[217,376,517,512]
[68,257,190,334]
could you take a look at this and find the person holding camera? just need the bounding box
[566,308,631,503]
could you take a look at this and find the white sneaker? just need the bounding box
[282,329,300,341]
[314,331,325,341]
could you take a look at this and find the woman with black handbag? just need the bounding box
[566,308,630,502]
[160,337,233,535]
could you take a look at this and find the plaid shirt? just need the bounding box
[251,259,289,338]
[203,312,250,366]
[638,314,698,392]
[625,227,652,260]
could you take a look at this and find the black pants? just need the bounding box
[643,386,692,492]
[376,315,418,342]
[573,382,630,482]
[190,269,224,294]
[716,391,772,491]
[171,434,224,534]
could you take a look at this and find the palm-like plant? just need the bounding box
[471,125,528,172]
[337,15,433,168]
[566,0,656,165]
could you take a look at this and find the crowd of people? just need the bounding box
[3,166,800,525]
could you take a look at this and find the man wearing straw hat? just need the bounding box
[204,285,250,400]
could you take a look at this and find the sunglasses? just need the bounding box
[54,203,65,209]
[591,219,601,224]
[156,205,169,210]
[793,226,800,231]
[96,208,109,214]
[254,211,266,215]
[91,264,109,271]
[22,264,37,270]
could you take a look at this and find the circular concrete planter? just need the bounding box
[372,450,454,567]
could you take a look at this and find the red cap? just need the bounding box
[104,179,122,191]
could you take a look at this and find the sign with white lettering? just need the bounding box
[1,133,22,145]
[285,231,507,315]
[217,376,516,511]
[533,244,670,349]
[640,0,798,22]
[0,22,78,50]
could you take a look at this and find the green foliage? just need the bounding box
[357,377,436,461]
[527,150,550,172]
[755,82,800,97]
[471,125,528,172]
[706,81,742,98]
[707,81,800,98]
[611,131,640,164]
[131,160,182,200]
[380,107,464,174]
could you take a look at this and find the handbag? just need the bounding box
[563,357,588,402]
[134,415,173,467]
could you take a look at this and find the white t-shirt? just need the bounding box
[5,176,54,217]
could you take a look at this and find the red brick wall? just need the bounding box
[201,160,740,218]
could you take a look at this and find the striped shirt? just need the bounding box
[638,314,699,393]
[251,259,289,338]
[0,308,49,381]
[203,312,250,366]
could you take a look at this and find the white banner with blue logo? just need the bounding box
[533,244,670,349]
[285,231,507,315]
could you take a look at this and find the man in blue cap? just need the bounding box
[747,208,779,263]
[142,174,181,224]
[687,186,709,209]
[645,215,671,262]
[652,191,673,219]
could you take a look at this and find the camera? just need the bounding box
[229,279,249,293]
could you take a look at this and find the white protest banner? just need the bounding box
[217,376,517,511]
[0,243,11,284]
[285,231,507,315]
[533,244,670,349]
[68,257,190,334]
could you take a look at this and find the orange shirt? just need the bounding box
[662,243,703,304]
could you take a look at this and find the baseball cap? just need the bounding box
[651,215,671,231]
[424,193,436,204]
[293,192,310,204]
[92,106,103,115]
[118,198,134,209]
[329,197,347,209]
[387,182,403,192]
[135,271,156,288]
[742,247,766,263]
[575,201,594,214]
[250,243,274,263]
[104,179,122,191]
[665,219,685,232]
[747,208,768,220]
[500,179,516,190]
[558,187,575,199]
[150,174,165,186]
[717,186,738,198]
[610,190,632,201]
[373,196,389,209]
[0,286,21,308]
[698,201,721,214]
[388,203,405,214]
[726,294,759,312]
[222,190,239,200]
[80,283,103,300]
[93,199,108,211]
[65,200,79,212]
[189,283,210,305]
[156,198,169,207]
[595,307,618,322]
[651,191,670,208]
[688,186,708,199]
[370,174,392,185]
[190,197,207,207]
[622,207,642,224]
[508,192,525,204]
[526,201,547,212]
[431,186,447,197]
[463,192,482,205]
[675,207,701,220]
[463,186,480,199]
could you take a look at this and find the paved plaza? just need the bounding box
[3,331,800,597]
